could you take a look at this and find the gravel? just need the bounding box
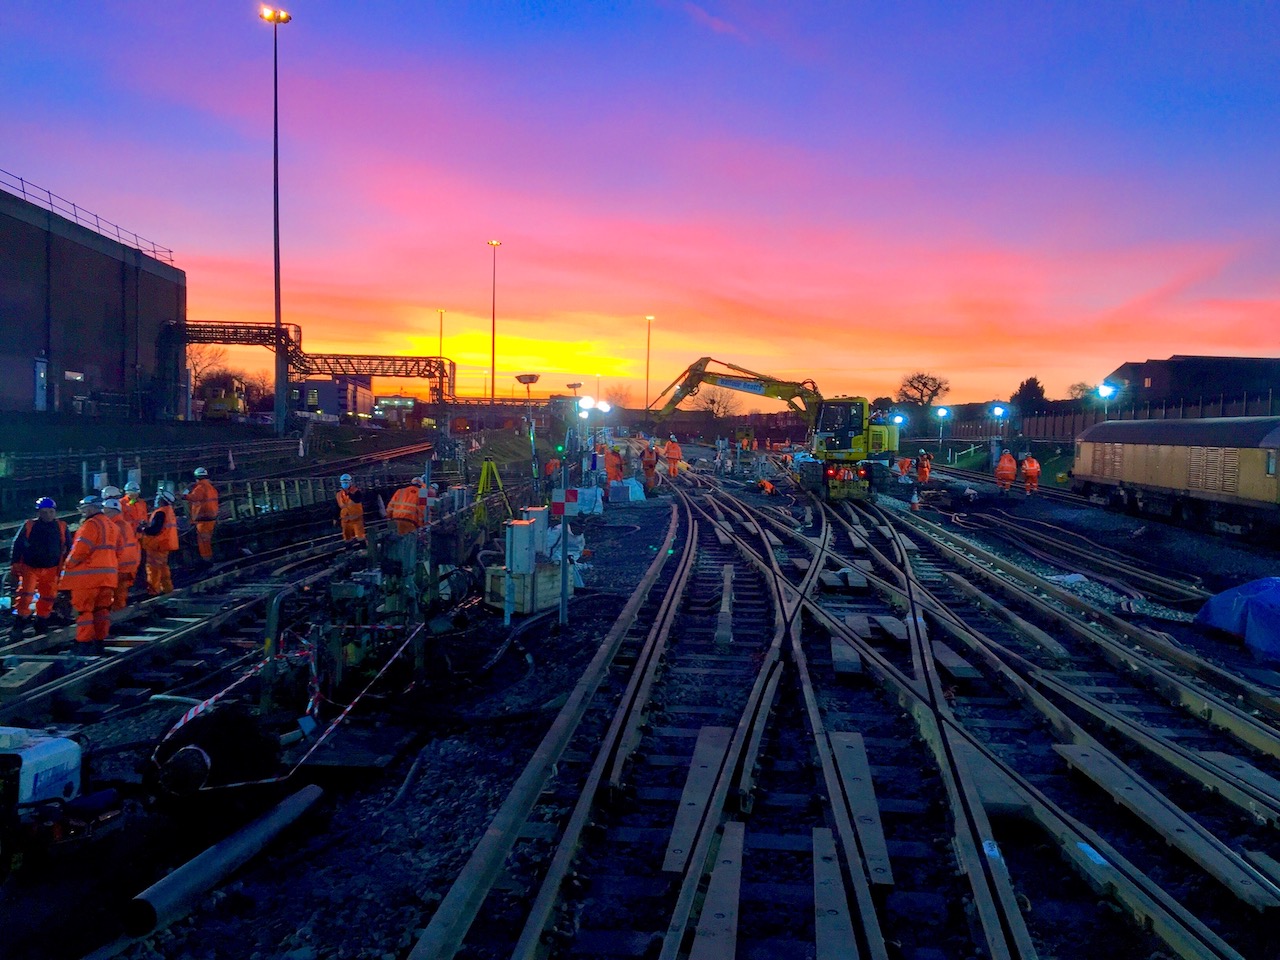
[104,491,678,960]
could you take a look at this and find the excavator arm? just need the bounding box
[647,357,823,426]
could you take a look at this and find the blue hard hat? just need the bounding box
[35,497,56,510]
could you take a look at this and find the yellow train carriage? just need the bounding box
[1072,417,1280,536]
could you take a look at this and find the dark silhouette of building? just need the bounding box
[1105,355,1280,405]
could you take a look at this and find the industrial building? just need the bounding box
[0,178,186,417]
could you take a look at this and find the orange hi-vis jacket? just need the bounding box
[387,485,425,529]
[122,495,149,528]
[109,514,141,575]
[641,449,658,472]
[663,440,682,462]
[62,513,121,589]
[994,453,1018,484]
[141,504,179,553]
[1021,457,1041,478]
[336,487,364,522]
[185,479,220,521]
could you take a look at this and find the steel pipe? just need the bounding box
[124,783,323,936]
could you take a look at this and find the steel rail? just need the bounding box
[792,536,1251,960]
[407,504,682,960]
[890,507,1280,724]
[856,502,1280,912]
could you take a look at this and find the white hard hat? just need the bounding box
[670,434,677,441]
[78,495,101,510]
[158,489,175,503]
[101,485,122,498]
[194,467,209,478]
[124,481,142,493]
[102,498,122,511]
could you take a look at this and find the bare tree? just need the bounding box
[895,371,950,408]
[242,370,273,407]
[187,344,228,390]
[695,386,743,420]
[604,384,633,409]
[1067,382,1094,400]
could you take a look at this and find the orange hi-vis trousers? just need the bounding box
[14,565,60,619]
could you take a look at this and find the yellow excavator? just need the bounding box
[647,357,899,500]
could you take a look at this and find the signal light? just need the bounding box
[857,467,868,479]
[555,444,565,453]
[826,468,836,477]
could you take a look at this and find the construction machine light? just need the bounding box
[578,410,590,420]
[826,468,836,477]
[891,414,905,425]
[596,401,612,414]
[577,396,595,410]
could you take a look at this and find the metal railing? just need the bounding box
[0,439,300,485]
[0,167,174,264]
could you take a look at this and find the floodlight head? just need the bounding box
[596,401,612,414]
[567,382,582,391]
[578,396,595,410]
[1097,383,1116,399]
[516,373,540,385]
[992,405,1006,417]
[578,410,589,419]
[936,407,950,419]
[891,414,905,425]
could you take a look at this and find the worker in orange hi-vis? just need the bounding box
[140,490,179,596]
[916,450,933,484]
[662,435,683,478]
[121,481,149,529]
[605,447,625,483]
[387,477,427,535]
[994,450,1018,493]
[640,443,659,489]
[102,498,140,612]
[1020,455,1042,495]
[335,474,366,541]
[544,457,561,479]
[182,467,219,563]
[897,454,914,479]
[61,496,120,654]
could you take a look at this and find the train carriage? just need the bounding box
[1071,416,1280,536]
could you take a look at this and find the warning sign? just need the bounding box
[550,487,579,517]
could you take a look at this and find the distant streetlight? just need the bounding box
[645,315,655,414]
[517,373,540,489]
[437,308,444,359]
[936,406,950,442]
[488,240,501,404]
[1098,382,1116,419]
[261,5,292,437]
[567,382,582,397]
[595,372,601,400]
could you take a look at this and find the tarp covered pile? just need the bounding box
[1195,577,1280,660]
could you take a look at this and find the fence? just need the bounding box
[937,392,1280,444]
[0,167,174,263]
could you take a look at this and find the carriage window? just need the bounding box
[1268,451,1276,477]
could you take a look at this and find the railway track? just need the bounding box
[404,465,1280,959]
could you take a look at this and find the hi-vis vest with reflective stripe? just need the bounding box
[185,479,219,521]
[387,485,424,527]
[110,514,141,573]
[62,514,120,589]
[337,488,364,522]
[141,504,179,553]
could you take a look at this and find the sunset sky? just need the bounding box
[3,2,1278,408]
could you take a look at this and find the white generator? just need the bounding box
[0,726,82,809]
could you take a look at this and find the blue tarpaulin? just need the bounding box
[1195,577,1280,661]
